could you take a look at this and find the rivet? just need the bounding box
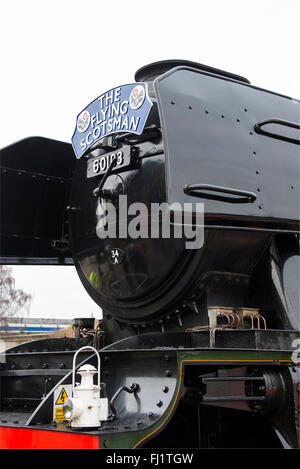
[156,400,163,407]
[103,440,110,448]
[166,369,172,377]
[162,386,169,393]
[148,412,154,418]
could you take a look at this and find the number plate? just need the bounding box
[87,145,131,178]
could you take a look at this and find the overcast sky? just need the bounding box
[1,0,299,319]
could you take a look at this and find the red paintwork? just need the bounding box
[0,426,99,449]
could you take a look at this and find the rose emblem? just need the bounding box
[129,85,145,110]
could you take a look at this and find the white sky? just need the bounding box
[1,0,299,319]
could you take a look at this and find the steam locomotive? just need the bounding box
[0,60,299,449]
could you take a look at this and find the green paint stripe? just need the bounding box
[178,349,294,363]
[99,349,297,449]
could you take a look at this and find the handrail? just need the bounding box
[72,346,101,390]
[254,119,300,145]
[184,184,257,203]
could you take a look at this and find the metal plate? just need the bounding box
[0,137,75,265]
[72,83,152,159]
[154,67,300,228]
[87,145,131,178]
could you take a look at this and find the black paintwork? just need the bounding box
[66,63,300,336]
[0,137,75,264]
[135,59,251,84]
[155,66,300,228]
[0,60,299,448]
